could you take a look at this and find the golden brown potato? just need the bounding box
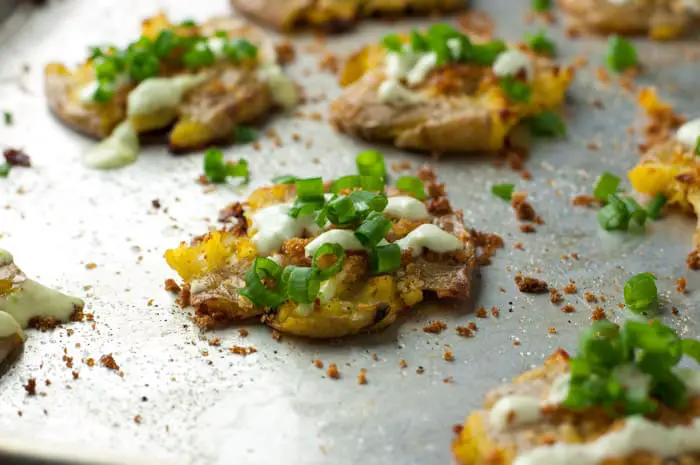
[165,174,480,337]
[559,0,699,39]
[44,14,297,153]
[230,0,466,32]
[330,36,573,153]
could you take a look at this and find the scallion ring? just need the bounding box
[356,150,386,180]
[369,243,402,275]
[295,177,324,200]
[312,243,345,280]
[281,266,321,304]
[395,176,427,200]
[240,257,286,308]
[355,211,393,248]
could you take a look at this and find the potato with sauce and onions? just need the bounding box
[329,24,573,154]
[165,151,483,338]
[44,14,299,169]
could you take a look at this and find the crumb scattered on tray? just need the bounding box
[491,307,500,317]
[549,288,563,304]
[592,307,607,321]
[416,366,425,375]
[23,378,36,396]
[357,368,367,385]
[443,350,454,362]
[134,415,143,424]
[423,320,448,334]
[515,274,548,293]
[100,354,120,371]
[230,346,257,356]
[164,279,181,294]
[561,304,576,313]
[238,329,249,337]
[399,360,408,369]
[687,249,700,270]
[548,327,557,334]
[563,283,577,294]
[475,306,488,318]
[313,359,324,369]
[327,363,340,379]
[676,277,687,294]
[511,192,537,222]
[584,291,598,303]
[456,326,475,338]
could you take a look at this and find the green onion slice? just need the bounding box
[593,172,621,202]
[606,35,638,73]
[682,339,700,363]
[498,76,532,103]
[288,198,325,218]
[271,175,298,185]
[369,243,402,275]
[409,30,429,52]
[525,30,556,56]
[647,193,666,220]
[597,194,630,231]
[240,258,286,308]
[0,163,10,178]
[224,38,259,62]
[623,197,647,225]
[204,149,227,184]
[295,177,324,200]
[381,33,404,53]
[312,243,345,280]
[623,272,658,312]
[492,183,515,201]
[395,176,427,200]
[280,266,320,304]
[355,211,393,248]
[325,195,358,226]
[331,175,361,193]
[468,40,507,66]
[183,41,216,69]
[3,111,12,125]
[234,125,258,144]
[528,110,566,137]
[532,0,551,12]
[348,190,388,214]
[356,150,387,180]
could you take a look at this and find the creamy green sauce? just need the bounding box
[127,74,207,117]
[0,310,23,339]
[84,120,140,169]
[259,63,300,110]
[0,249,84,329]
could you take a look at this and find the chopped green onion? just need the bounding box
[312,243,345,280]
[240,257,286,308]
[288,198,325,218]
[126,48,161,81]
[180,19,197,27]
[271,175,298,184]
[647,193,666,220]
[203,149,249,184]
[360,176,385,192]
[224,38,259,62]
[355,211,393,248]
[409,30,429,53]
[498,76,532,103]
[427,23,460,40]
[528,110,566,137]
[325,195,358,226]
[492,183,515,201]
[695,136,700,156]
[356,150,386,180]
[395,176,427,200]
[682,339,700,363]
[183,41,216,68]
[624,272,658,312]
[468,40,507,66]
[295,177,324,200]
[280,266,320,304]
[525,30,556,56]
[89,46,105,60]
[577,320,628,371]
[622,197,647,225]
[234,125,258,144]
[532,0,551,12]
[597,194,630,231]
[153,30,180,58]
[94,56,122,81]
[92,80,116,103]
[593,172,621,202]
[369,243,402,275]
[381,33,404,53]
[3,111,12,125]
[348,190,388,214]
[0,163,10,178]
[425,24,460,65]
[331,175,361,193]
[606,35,638,73]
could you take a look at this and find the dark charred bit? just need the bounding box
[164,278,181,294]
[23,378,37,396]
[511,192,537,222]
[373,303,391,325]
[515,274,548,293]
[3,148,31,167]
[218,201,247,229]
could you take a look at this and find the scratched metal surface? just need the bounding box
[0,0,699,464]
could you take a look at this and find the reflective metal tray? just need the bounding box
[0,0,698,464]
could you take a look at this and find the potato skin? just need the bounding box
[559,0,696,39]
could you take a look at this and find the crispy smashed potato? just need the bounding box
[230,0,466,32]
[559,0,700,40]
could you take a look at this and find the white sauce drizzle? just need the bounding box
[304,229,364,257]
[318,270,347,304]
[83,120,140,170]
[378,80,423,105]
[258,63,300,110]
[384,196,429,220]
[207,37,226,60]
[406,53,438,86]
[493,49,534,82]
[676,118,700,150]
[490,396,543,432]
[78,81,101,104]
[395,224,462,257]
[514,417,700,465]
[127,74,207,117]
[250,204,316,256]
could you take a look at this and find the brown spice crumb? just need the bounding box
[319,52,339,73]
[519,224,536,234]
[561,304,576,313]
[72,371,79,379]
[416,366,425,375]
[512,340,521,346]
[515,274,548,293]
[511,192,537,222]
[208,338,221,347]
[475,306,488,318]
[230,346,257,356]
[164,279,181,294]
[443,376,454,384]
[563,283,577,294]
[584,292,598,303]
[453,424,464,435]
[456,326,475,338]
[326,363,340,379]
[592,307,607,321]
[100,354,119,371]
[238,329,249,337]
[572,195,603,208]
[274,40,296,65]
[371,353,379,361]
[443,350,455,362]
[423,320,448,334]
[357,368,367,385]
[85,263,97,270]
[151,199,161,209]
[23,378,36,396]
[685,249,700,270]
[399,359,408,369]
[549,288,563,304]
[676,277,687,294]
[491,307,500,317]
[85,358,95,367]
[586,142,600,151]
[513,242,524,250]
[547,327,557,334]
[45,379,51,386]
[134,415,143,424]
[62,355,73,369]
[313,359,324,369]
[672,307,680,315]
[468,322,478,331]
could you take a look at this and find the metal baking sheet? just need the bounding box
[0,1,699,464]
